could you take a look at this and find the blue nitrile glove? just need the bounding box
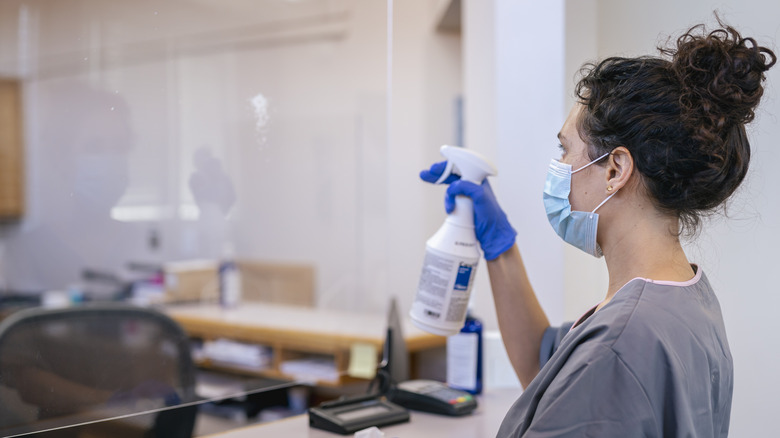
[420,161,517,261]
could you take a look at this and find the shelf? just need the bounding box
[167,302,445,387]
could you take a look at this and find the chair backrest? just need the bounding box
[0,303,197,437]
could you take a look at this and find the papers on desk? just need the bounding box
[196,338,272,370]
[195,370,253,401]
[280,356,339,384]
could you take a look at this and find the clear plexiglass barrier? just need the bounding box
[0,0,462,436]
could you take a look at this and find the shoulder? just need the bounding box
[504,272,733,437]
[609,271,728,355]
[566,270,730,378]
[563,277,651,349]
[576,269,723,344]
[580,271,732,400]
[502,343,660,437]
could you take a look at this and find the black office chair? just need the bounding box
[0,303,198,437]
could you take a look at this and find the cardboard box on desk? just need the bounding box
[237,261,315,307]
[163,260,219,303]
[163,259,315,306]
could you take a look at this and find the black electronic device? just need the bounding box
[379,298,478,416]
[388,379,478,416]
[308,394,410,435]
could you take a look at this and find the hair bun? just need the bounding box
[664,21,776,142]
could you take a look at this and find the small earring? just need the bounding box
[606,186,613,192]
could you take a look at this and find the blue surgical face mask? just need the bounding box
[543,153,616,257]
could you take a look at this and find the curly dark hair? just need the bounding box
[575,18,776,235]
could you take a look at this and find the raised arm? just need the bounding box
[422,162,550,387]
[487,244,549,387]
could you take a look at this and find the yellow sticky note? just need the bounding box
[347,342,378,379]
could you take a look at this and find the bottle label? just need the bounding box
[454,263,473,291]
[447,331,478,391]
[414,249,477,324]
[446,262,475,322]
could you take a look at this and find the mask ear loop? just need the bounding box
[590,189,618,215]
[571,152,610,174]
[572,151,614,216]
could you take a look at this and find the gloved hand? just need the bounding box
[420,161,516,261]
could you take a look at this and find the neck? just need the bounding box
[598,207,694,306]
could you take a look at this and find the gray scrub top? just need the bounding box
[497,267,733,437]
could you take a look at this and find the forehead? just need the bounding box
[559,105,586,149]
[561,105,582,137]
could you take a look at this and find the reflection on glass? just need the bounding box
[0,305,198,436]
[0,0,400,435]
[0,0,462,435]
[0,0,391,299]
[4,83,141,297]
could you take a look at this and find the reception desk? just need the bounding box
[166,302,446,386]
[202,387,520,437]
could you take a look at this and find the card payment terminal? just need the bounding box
[388,379,478,416]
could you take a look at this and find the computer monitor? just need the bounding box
[373,297,409,393]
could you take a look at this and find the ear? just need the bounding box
[604,146,634,193]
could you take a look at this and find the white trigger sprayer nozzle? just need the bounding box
[435,145,497,184]
[435,160,455,184]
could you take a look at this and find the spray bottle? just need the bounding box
[410,145,496,336]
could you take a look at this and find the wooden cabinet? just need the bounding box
[166,302,445,387]
[0,78,24,220]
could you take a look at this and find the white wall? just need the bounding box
[385,0,463,316]
[463,0,568,332]
[561,0,611,322]
[461,0,606,330]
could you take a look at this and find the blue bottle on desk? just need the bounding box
[446,311,483,395]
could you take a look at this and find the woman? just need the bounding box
[421,20,775,436]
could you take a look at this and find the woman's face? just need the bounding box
[558,105,608,213]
